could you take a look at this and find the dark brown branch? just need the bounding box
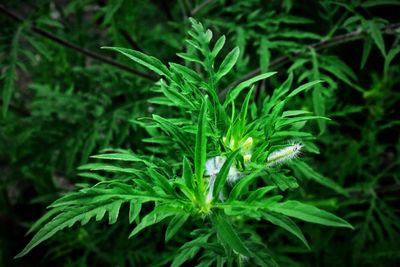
[0,4,158,82]
[118,29,144,53]
[219,23,400,98]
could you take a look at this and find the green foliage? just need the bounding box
[15,18,352,265]
[0,1,399,266]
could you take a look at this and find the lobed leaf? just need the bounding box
[16,200,125,258]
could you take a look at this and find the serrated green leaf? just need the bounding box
[149,168,175,195]
[263,212,310,249]
[214,214,251,256]
[169,63,202,84]
[176,52,203,64]
[77,163,142,175]
[165,214,189,241]
[129,206,175,238]
[153,115,193,155]
[171,234,211,267]
[162,84,195,109]
[26,207,63,236]
[16,200,127,258]
[91,152,149,163]
[269,200,353,228]
[148,96,176,106]
[270,173,299,191]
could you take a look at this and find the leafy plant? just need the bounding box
[16,19,353,266]
[1,1,399,266]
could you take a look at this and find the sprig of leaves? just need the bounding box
[16,19,353,266]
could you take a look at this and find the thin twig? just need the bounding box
[118,29,144,53]
[0,4,157,82]
[219,23,400,98]
[191,0,216,16]
[178,0,188,20]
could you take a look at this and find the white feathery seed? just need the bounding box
[267,143,303,167]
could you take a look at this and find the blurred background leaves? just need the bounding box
[0,0,399,266]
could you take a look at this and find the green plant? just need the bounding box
[1,1,399,266]
[16,19,353,266]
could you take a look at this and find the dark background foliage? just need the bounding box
[1,0,399,266]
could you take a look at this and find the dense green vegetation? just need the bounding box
[1,1,399,266]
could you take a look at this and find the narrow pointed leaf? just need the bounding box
[183,157,195,190]
[129,206,175,238]
[367,20,386,57]
[214,214,251,256]
[216,47,240,80]
[165,214,189,241]
[149,169,174,195]
[195,98,208,187]
[268,200,353,228]
[213,149,240,197]
[102,47,171,77]
[263,212,310,249]
[287,80,322,98]
[129,201,142,223]
[211,35,226,58]
[224,72,277,106]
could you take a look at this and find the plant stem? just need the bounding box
[191,0,216,16]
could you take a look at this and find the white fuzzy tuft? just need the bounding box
[267,143,303,167]
[204,156,242,203]
[205,156,226,177]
